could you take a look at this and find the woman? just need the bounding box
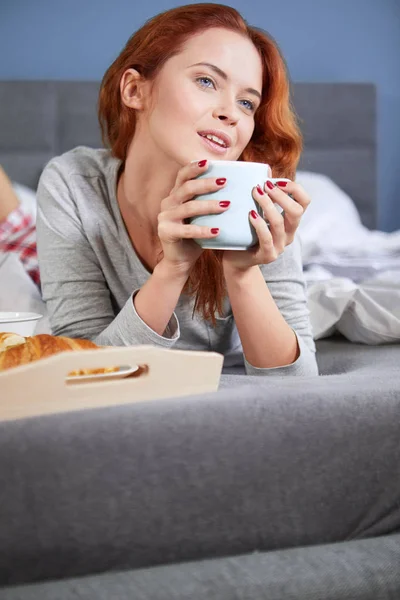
[37,3,318,376]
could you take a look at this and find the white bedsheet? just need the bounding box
[306,273,400,344]
[296,171,400,344]
[302,228,400,284]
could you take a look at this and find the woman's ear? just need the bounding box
[120,68,148,110]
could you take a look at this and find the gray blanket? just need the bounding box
[222,334,400,394]
[1,334,400,588]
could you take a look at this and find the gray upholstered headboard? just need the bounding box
[0,81,377,228]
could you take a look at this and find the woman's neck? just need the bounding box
[116,133,180,238]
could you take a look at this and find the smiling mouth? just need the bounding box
[198,132,228,148]
[198,133,230,154]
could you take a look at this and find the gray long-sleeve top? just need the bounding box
[36,146,318,377]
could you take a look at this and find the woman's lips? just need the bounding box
[198,133,228,155]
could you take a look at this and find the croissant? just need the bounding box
[0,332,26,352]
[0,333,117,376]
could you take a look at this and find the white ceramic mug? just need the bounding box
[190,160,288,250]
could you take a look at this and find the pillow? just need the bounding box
[295,171,365,262]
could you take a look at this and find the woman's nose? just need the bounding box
[212,104,238,126]
[217,113,238,126]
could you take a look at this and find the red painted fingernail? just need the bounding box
[219,201,230,207]
[277,181,287,187]
[216,178,226,185]
[250,210,258,219]
[256,185,264,195]
[266,180,275,190]
[211,228,220,234]
[198,159,207,167]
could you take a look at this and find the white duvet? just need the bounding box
[297,171,400,344]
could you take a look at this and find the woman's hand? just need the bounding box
[157,160,230,274]
[222,178,311,272]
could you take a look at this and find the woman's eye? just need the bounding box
[196,76,215,89]
[240,99,255,112]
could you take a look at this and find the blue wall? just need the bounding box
[1,0,399,231]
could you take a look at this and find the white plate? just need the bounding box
[0,312,43,336]
[66,364,139,384]
[0,312,42,323]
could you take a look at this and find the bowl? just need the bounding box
[0,312,43,337]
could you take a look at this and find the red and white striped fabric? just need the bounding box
[0,205,40,286]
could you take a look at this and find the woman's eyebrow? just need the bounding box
[188,62,261,100]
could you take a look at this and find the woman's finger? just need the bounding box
[175,176,227,205]
[274,180,311,212]
[263,181,305,239]
[171,159,209,194]
[248,209,277,261]
[159,199,230,222]
[164,174,227,210]
[158,220,220,241]
[263,181,304,216]
[253,186,286,252]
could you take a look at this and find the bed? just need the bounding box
[0,81,400,599]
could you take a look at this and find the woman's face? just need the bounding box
[138,28,263,166]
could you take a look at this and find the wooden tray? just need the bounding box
[0,345,224,422]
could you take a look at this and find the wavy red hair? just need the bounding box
[98,3,302,325]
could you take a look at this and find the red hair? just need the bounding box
[98,3,302,325]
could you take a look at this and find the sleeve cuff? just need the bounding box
[244,330,319,377]
[94,289,180,348]
[130,289,180,345]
